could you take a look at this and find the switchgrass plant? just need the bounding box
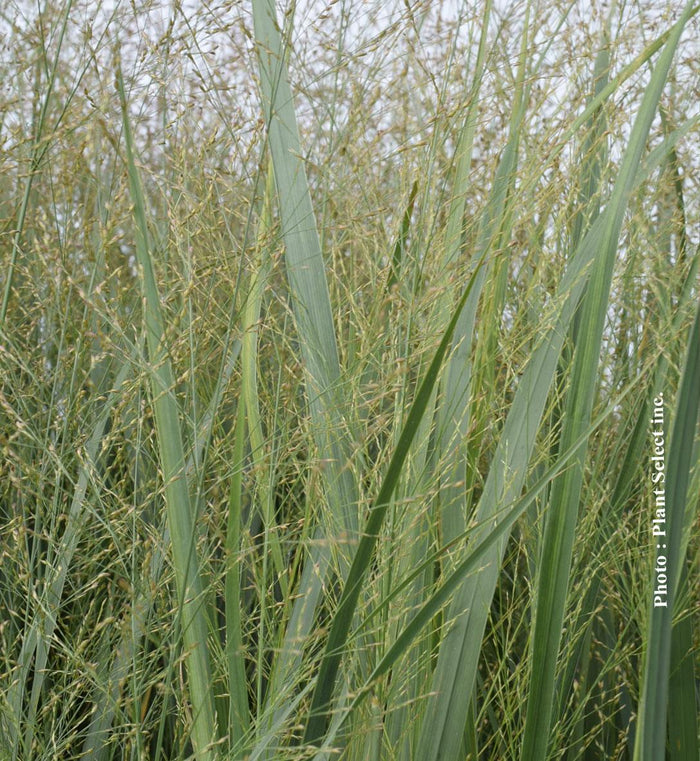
[0,1,698,759]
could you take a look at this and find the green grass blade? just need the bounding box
[250,3,367,747]
[0,0,74,328]
[116,62,217,761]
[438,129,519,546]
[242,163,282,556]
[6,353,134,761]
[309,394,626,757]
[251,0,358,534]
[225,390,251,748]
[414,21,697,750]
[667,555,699,759]
[521,9,694,759]
[633,258,700,760]
[241,162,288,725]
[82,335,240,760]
[302,249,489,747]
[386,180,419,293]
[416,217,591,761]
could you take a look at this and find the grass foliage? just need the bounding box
[0,1,698,759]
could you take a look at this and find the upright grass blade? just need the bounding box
[302,248,489,747]
[363,176,428,761]
[662,124,698,761]
[0,0,74,328]
[82,336,241,760]
[559,156,698,759]
[667,554,699,760]
[386,180,419,293]
[309,392,627,758]
[243,291,287,609]
[226,386,251,750]
[430,0,492,540]
[250,3,366,749]
[5,351,134,761]
[237,161,287,729]
[569,35,609,256]
[251,0,358,534]
[116,63,216,761]
[382,14,494,755]
[412,14,698,760]
[437,130,520,548]
[520,8,694,759]
[633,257,700,760]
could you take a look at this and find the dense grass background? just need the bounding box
[0,1,698,759]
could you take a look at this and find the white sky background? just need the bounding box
[0,0,697,240]
[2,0,697,141]
[0,0,696,386]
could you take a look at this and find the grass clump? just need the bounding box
[0,1,698,760]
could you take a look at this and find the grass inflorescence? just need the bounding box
[0,1,698,760]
